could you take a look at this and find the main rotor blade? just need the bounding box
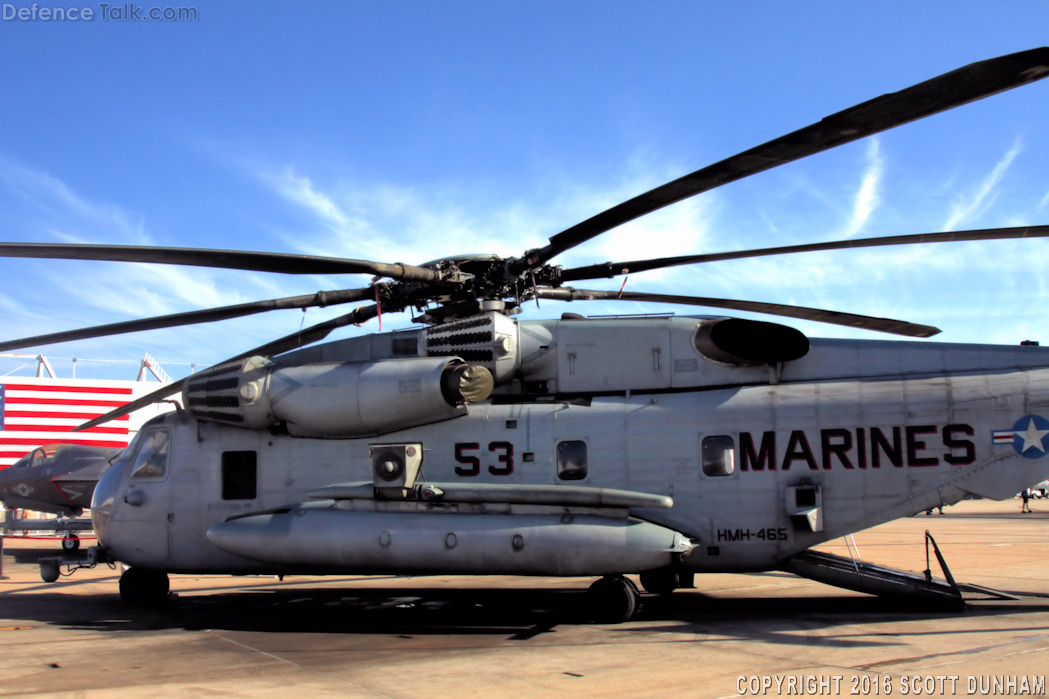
[517,48,1049,271]
[0,288,374,352]
[536,287,940,338]
[74,303,386,431]
[0,243,437,281]
[561,224,1049,281]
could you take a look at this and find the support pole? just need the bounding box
[0,512,6,579]
[925,530,963,602]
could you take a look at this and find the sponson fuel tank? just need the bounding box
[184,356,494,438]
[207,505,693,576]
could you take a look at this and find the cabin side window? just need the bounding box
[701,435,735,477]
[557,440,588,481]
[129,430,171,480]
[222,451,257,500]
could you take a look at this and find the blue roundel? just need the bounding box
[1011,414,1049,459]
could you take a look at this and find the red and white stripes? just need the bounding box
[0,379,172,468]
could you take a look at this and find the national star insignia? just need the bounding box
[1016,417,1049,453]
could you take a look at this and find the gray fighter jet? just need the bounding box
[0,443,120,515]
[0,444,120,549]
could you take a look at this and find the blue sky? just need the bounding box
[1,2,1048,380]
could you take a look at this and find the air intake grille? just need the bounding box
[426,331,493,347]
[426,348,494,362]
[431,316,492,333]
[184,360,245,426]
[422,312,515,381]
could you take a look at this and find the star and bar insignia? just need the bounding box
[992,414,1049,458]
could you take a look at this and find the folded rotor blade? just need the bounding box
[0,243,437,281]
[561,224,1049,281]
[74,303,386,431]
[0,288,374,352]
[517,48,1049,271]
[536,287,940,338]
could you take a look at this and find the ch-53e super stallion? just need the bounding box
[2,49,1049,623]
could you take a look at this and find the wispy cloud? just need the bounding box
[1036,188,1049,216]
[256,163,717,283]
[266,169,353,231]
[0,156,149,244]
[841,138,883,239]
[942,139,1023,231]
[0,157,321,369]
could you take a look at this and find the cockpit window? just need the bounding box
[29,445,61,468]
[129,430,171,480]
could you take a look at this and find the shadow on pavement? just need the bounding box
[2,580,1046,649]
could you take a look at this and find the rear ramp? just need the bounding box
[783,549,964,607]
[783,531,971,608]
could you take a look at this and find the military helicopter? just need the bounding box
[2,48,1049,622]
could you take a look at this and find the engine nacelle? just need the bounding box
[184,356,493,438]
[692,318,810,367]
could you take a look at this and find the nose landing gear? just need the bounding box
[61,534,80,552]
[119,567,170,606]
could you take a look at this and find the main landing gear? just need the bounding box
[639,569,679,595]
[119,567,170,606]
[588,570,696,623]
[587,576,641,623]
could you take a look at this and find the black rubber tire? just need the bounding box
[61,535,80,552]
[587,576,639,624]
[39,561,60,583]
[119,568,170,606]
[639,569,679,595]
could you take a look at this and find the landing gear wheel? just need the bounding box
[639,569,680,595]
[61,534,80,552]
[119,567,170,606]
[587,576,640,623]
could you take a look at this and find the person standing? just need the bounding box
[1021,489,1032,513]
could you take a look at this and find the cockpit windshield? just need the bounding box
[129,430,171,480]
[29,445,62,468]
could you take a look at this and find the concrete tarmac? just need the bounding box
[0,499,1047,698]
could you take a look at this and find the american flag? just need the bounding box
[0,378,172,468]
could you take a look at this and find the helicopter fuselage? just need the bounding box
[89,317,1049,578]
